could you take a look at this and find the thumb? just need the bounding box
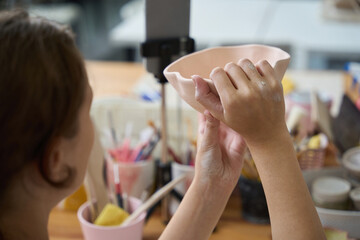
[192,75,224,121]
[200,110,220,151]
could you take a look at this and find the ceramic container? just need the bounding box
[77,197,146,240]
[303,168,360,238]
[342,147,360,181]
[169,162,195,215]
[164,44,290,113]
[350,187,360,210]
[312,176,351,210]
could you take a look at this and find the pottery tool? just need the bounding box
[136,130,160,161]
[129,125,155,162]
[107,110,118,148]
[286,106,307,136]
[311,91,334,140]
[119,122,133,162]
[83,175,96,222]
[121,173,187,226]
[84,127,110,220]
[160,93,171,222]
[113,163,123,208]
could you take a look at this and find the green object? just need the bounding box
[324,228,348,240]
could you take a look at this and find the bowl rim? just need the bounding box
[316,206,360,216]
[164,44,291,79]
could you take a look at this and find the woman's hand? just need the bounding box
[192,59,288,145]
[192,59,326,240]
[160,112,246,240]
[194,105,246,193]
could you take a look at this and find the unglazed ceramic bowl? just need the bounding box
[164,44,291,113]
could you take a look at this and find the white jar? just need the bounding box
[350,187,360,211]
[312,176,351,210]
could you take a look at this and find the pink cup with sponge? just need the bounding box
[77,197,146,240]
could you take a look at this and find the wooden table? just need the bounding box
[48,61,272,240]
[49,191,271,240]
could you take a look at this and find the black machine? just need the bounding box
[141,0,195,222]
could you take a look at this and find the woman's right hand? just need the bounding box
[193,59,326,240]
[192,59,288,145]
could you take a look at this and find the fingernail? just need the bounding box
[210,67,222,78]
[192,76,199,98]
[192,75,200,89]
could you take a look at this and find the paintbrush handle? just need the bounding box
[121,173,187,226]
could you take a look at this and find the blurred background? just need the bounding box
[1,0,359,70]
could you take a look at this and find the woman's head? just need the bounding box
[0,10,94,199]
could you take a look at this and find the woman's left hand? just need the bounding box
[195,110,246,192]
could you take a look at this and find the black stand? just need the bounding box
[146,159,184,223]
[141,37,195,83]
[141,36,194,224]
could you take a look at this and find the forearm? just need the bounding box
[247,131,326,240]
[159,178,231,240]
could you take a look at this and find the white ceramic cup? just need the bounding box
[312,176,351,210]
[343,147,360,181]
[169,162,195,215]
[350,187,360,210]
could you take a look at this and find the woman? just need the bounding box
[0,9,325,240]
[0,10,94,240]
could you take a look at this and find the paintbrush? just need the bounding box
[84,127,110,221]
[121,173,187,226]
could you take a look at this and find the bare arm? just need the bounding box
[160,111,246,240]
[247,131,324,239]
[193,59,326,240]
[159,174,232,240]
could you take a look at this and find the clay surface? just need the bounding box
[164,44,291,113]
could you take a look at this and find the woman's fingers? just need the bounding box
[192,75,224,120]
[237,58,263,82]
[229,134,246,159]
[200,110,220,150]
[210,67,237,103]
[196,113,206,152]
[224,62,250,91]
[256,60,277,85]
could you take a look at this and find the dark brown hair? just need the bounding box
[0,10,87,195]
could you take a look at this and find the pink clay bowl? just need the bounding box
[164,44,291,113]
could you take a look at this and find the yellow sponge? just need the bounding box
[308,134,321,149]
[324,228,347,240]
[62,184,87,211]
[94,203,129,226]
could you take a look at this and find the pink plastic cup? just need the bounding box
[77,197,146,240]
